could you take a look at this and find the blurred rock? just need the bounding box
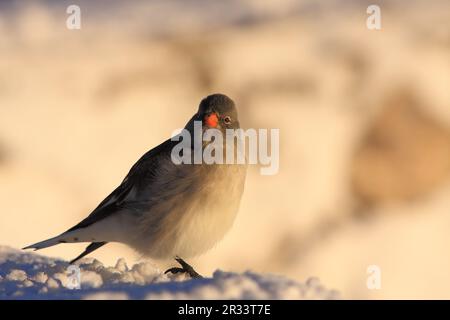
[352,90,450,206]
[0,140,8,165]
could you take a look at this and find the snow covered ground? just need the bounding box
[0,246,338,300]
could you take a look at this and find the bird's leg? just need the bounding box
[164,256,203,279]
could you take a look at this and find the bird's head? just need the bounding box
[197,94,240,132]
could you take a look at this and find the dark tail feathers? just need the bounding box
[69,242,107,264]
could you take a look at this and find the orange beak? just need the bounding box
[204,113,219,128]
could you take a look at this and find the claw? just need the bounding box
[164,267,185,275]
[164,257,203,279]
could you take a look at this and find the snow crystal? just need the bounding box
[46,277,60,289]
[31,272,48,284]
[6,269,27,282]
[114,258,128,273]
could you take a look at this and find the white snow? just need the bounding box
[0,246,338,300]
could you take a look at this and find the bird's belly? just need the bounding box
[135,165,246,260]
[171,199,238,258]
[151,189,241,259]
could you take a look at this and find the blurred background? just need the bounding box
[0,0,449,299]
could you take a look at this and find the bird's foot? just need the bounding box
[165,257,203,279]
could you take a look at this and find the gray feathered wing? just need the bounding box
[23,138,176,263]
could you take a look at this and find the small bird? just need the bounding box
[23,94,247,278]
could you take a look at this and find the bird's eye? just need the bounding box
[223,116,232,125]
